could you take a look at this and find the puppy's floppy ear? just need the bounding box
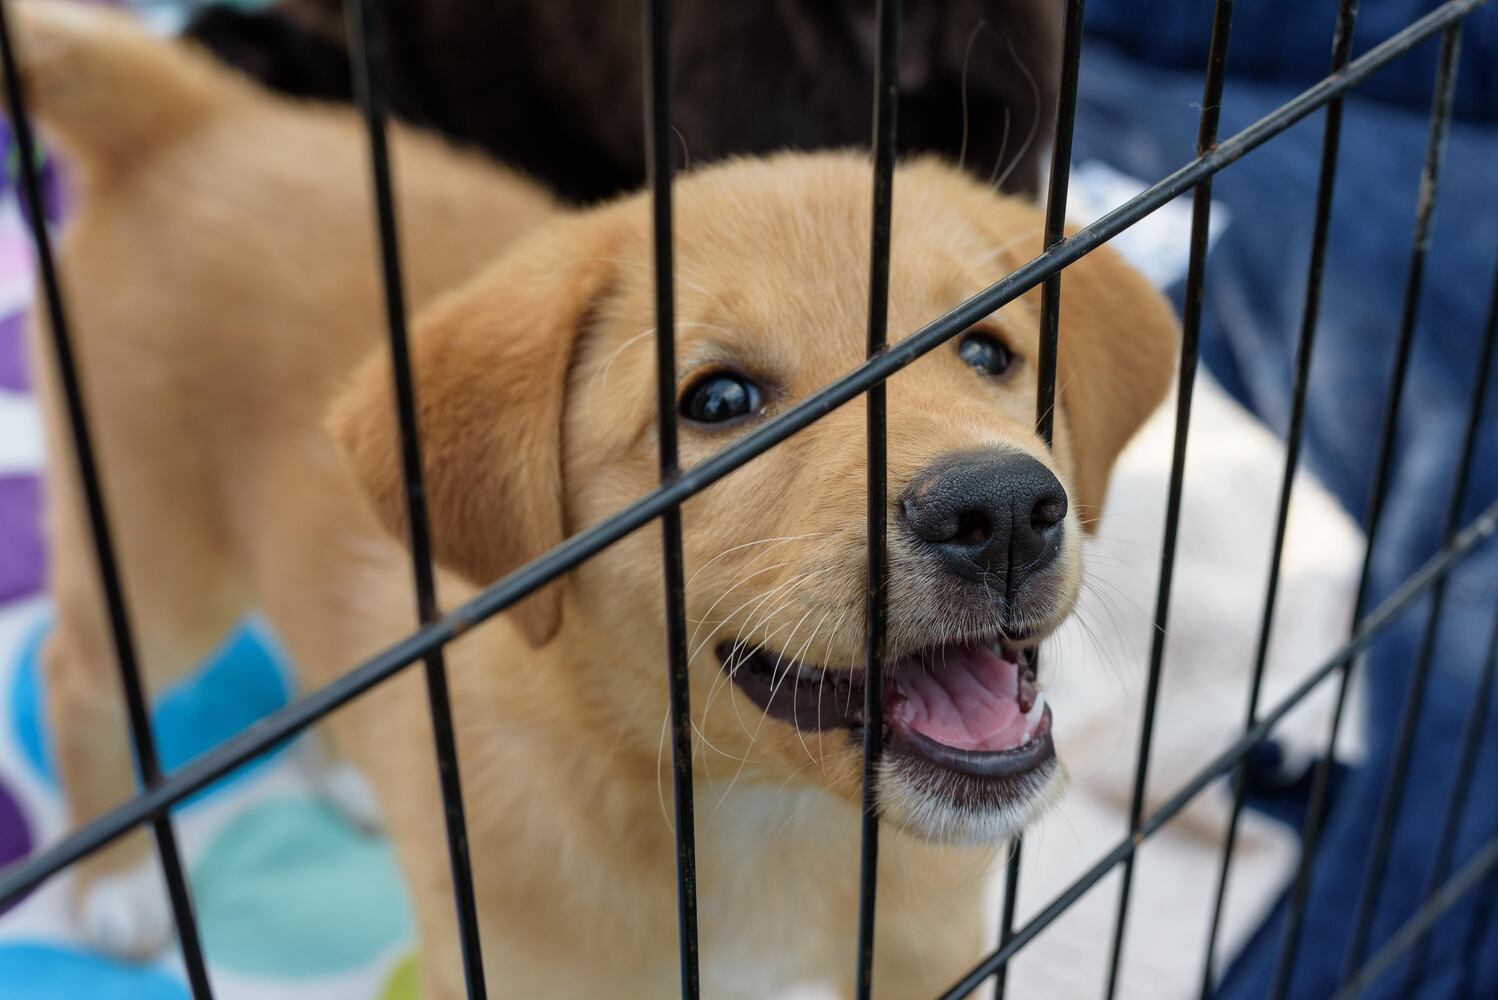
[329,216,617,646]
[1051,242,1179,526]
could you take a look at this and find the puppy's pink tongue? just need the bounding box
[892,645,1034,752]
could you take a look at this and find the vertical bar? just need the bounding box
[1101,4,1234,999]
[1337,23,1464,986]
[855,2,899,996]
[1196,3,1360,994]
[1403,599,1498,994]
[643,1,701,996]
[1033,0,1086,450]
[993,839,1023,1000]
[0,5,215,998]
[996,0,1086,981]
[1335,830,1498,1000]
[1272,22,1465,998]
[1458,808,1498,997]
[1399,256,1498,993]
[343,4,489,996]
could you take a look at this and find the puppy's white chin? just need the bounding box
[875,758,1069,846]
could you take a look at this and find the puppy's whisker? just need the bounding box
[816,602,861,765]
[675,320,747,337]
[717,571,826,726]
[716,610,820,807]
[732,569,829,664]
[987,106,1013,189]
[991,35,1042,193]
[770,606,822,764]
[685,532,823,591]
[698,571,827,738]
[786,611,838,769]
[1080,573,1152,619]
[701,630,794,775]
[686,700,742,762]
[583,326,655,414]
[705,615,808,813]
[1031,370,1071,439]
[709,653,809,814]
[977,228,1043,268]
[654,703,674,832]
[687,561,797,661]
[956,18,987,173]
[551,255,712,296]
[1068,602,1132,686]
[726,570,826,657]
[713,572,820,669]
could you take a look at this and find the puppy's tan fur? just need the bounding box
[9,4,1177,996]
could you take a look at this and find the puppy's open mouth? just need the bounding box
[715,637,1054,786]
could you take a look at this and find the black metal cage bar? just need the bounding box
[996,0,1087,990]
[938,495,1498,1000]
[1402,598,1498,994]
[0,0,1483,905]
[1338,24,1467,984]
[1102,3,1235,997]
[642,0,702,995]
[1033,0,1086,451]
[1460,773,1498,996]
[1272,18,1470,998]
[854,0,900,996]
[0,5,216,998]
[1399,259,1498,994]
[1270,21,1468,994]
[1336,827,1498,1000]
[343,1,489,996]
[1197,2,1362,992]
[0,0,1493,997]
[993,838,1022,1000]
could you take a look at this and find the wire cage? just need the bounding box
[0,0,1495,997]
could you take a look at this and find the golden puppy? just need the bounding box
[8,3,1177,996]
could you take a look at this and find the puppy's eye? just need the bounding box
[680,371,764,425]
[958,331,1014,378]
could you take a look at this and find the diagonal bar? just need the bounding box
[937,497,1498,1000]
[1335,830,1498,1000]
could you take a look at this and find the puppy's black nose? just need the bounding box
[901,450,1067,591]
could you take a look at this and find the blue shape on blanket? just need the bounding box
[192,797,413,976]
[11,618,295,803]
[0,942,189,999]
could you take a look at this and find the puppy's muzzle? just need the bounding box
[901,449,1067,598]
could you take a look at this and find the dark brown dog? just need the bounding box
[186,0,1061,203]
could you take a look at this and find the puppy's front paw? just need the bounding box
[77,855,174,959]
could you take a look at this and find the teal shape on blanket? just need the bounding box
[192,796,414,976]
[0,941,189,999]
[11,617,295,803]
